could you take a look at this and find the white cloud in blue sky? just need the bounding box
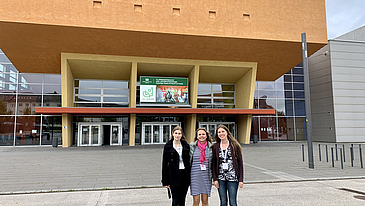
[326,0,365,39]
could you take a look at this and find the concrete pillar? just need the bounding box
[129,62,137,108]
[129,114,136,146]
[235,64,257,144]
[61,54,74,147]
[185,114,196,143]
[188,65,200,108]
[62,114,72,147]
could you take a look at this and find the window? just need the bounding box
[74,80,129,107]
[197,84,235,108]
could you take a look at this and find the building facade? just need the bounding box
[308,26,365,143]
[0,0,327,147]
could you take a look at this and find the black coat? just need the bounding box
[161,139,191,186]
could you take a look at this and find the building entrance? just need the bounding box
[141,122,181,144]
[198,122,236,141]
[77,123,122,146]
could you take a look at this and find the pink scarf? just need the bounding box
[197,141,207,164]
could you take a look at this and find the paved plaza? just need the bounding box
[0,142,364,205]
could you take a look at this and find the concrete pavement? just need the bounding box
[0,142,364,205]
[1,179,365,205]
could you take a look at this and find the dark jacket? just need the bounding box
[161,139,191,186]
[212,143,244,182]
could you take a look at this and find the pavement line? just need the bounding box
[244,163,304,181]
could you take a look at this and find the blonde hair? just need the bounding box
[214,125,242,158]
[194,128,212,143]
[170,126,186,141]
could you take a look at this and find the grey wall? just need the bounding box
[308,44,336,142]
[330,40,365,142]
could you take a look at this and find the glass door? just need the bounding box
[198,122,236,141]
[81,125,90,145]
[78,124,101,146]
[110,124,122,145]
[142,123,181,145]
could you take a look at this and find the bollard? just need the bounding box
[351,144,354,160]
[350,147,354,167]
[335,144,338,161]
[319,144,321,161]
[360,144,363,169]
[302,144,305,162]
[253,135,258,144]
[343,144,346,162]
[331,147,334,167]
[326,145,329,162]
[340,148,343,169]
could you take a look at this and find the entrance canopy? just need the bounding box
[36,107,276,115]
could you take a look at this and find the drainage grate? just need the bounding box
[339,188,365,201]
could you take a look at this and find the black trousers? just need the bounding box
[170,169,189,206]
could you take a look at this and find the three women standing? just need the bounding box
[162,125,244,206]
[162,126,191,206]
[189,128,213,206]
[212,125,244,206]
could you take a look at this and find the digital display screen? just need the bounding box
[140,76,188,105]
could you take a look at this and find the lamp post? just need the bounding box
[302,33,314,169]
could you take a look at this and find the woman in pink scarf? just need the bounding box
[189,128,213,206]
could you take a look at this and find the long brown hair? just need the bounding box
[194,128,212,144]
[170,126,186,141]
[214,125,242,159]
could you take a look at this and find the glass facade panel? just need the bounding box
[103,81,128,89]
[0,54,11,63]
[253,63,307,141]
[75,96,101,102]
[15,116,41,145]
[293,67,303,74]
[43,85,61,94]
[259,116,277,140]
[42,116,62,145]
[103,97,128,102]
[294,91,305,99]
[284,75,292,82]
[0,83,17,93]
[0,94,16,115]
[77,80,102,88]
[257,82,275,90]
[0,115,14,146]
[76,89,101,95]
[19,74,42,84]
[258,90,276,98]
[284,83,292,90]
[213,92,234,97]
[44,75,61,84]
[43,95,61,107]
[293,83,304,90]
[17,95,42,115]
[294,100,305,116]
[104,89,129,95]
[295,117,306,140]
[19,84,42,94]
[293,76,304,82]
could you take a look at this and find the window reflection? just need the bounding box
[0,115,14,145]
[0,94,16,115]
[17,95,42,115]
[43,95,61,107]
[259,116,277,140]
[15,116,41,145]
[42,116,62,145]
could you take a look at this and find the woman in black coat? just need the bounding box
[162,126,191,206]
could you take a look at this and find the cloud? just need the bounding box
[326,0,365,39]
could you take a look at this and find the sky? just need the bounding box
[326,0,365,39]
